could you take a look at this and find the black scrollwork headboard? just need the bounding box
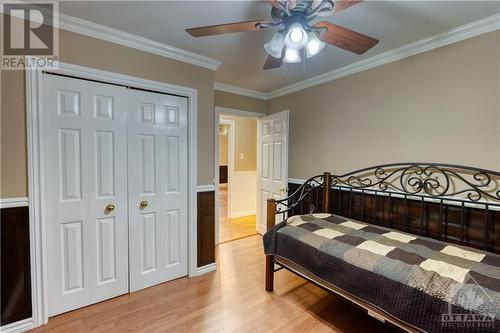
[274,163,500,253]
[330,163,500,203]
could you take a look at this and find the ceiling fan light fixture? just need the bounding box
[283,48,301,63]
[305,31,325,58]
[264,32,285,58]
[285,23,308,50]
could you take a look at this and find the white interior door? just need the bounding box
[256,110,289,234]
[128,89,188,292]
[44,75,129,315]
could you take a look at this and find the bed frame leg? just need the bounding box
[265,198,277,292]
[265,255,274,291]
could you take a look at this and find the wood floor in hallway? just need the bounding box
[219,185,257,243]
[31,235,397,333]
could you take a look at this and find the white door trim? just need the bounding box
[217,117,234,244]
[220,118,235,219]
[214,106,264,244]
[215,106,266,119]
[26,60,198,327]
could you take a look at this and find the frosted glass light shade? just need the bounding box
[283,48,301,63]
[264,32,285,58]
[284,23,308,50]
[305,32,325,58]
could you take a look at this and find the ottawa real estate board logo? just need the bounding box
[2,2,59,69]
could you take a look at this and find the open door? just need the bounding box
[256,110,289,234]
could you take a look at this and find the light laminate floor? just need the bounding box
[31,235,396,333]
[218,185,257,243]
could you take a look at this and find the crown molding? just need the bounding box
[268,14,500,99]
[1,4,221,70]
[214,14,499,101]
[58,14,222,71]
[214,82,269,100]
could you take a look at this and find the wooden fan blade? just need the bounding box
[186,19,273,37]
[315,21,378,55]
[263,51,284,70]
[334,0,363,12]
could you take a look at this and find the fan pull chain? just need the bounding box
[302,48,306,74]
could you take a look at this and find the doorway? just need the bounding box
[218,114,258,243]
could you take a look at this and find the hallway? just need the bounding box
[219,185,257,243]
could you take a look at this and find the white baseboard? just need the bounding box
[0,318,34,333]
[256,224,266,235]
[230,211,256,219]
[196,263,217,276]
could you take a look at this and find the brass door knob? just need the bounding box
[105,204,115,212]
[140,200,148,209]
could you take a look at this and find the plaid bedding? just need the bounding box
[263,213,500,333]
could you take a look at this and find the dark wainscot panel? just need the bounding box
[219,166,228,184]
[1,206,32,325]
[197,191,215,267]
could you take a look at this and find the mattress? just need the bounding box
[263,213,500,333]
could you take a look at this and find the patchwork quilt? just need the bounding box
[263,214,500,333]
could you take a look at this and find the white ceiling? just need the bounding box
[59,1,500,93]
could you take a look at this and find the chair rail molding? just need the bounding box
[197,184,216,192]
[26,59,198,327]
[0,197,29,208]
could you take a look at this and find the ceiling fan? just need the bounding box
[186,0,379,70]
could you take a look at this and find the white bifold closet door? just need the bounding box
[44,75,129,315]
[128,89,188,292]
[43,74,189,316]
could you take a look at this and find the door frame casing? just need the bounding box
[26,60,198,327]
[219,117,234,221]
[214,107,265,244]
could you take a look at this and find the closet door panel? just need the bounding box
[44,75,128,316]
[129,90,188,292]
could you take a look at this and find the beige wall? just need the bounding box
[268,31,500,179]
[221,115,257,172]
[215,90,266,114]
[1,21,216,198]
[1,70,28,197]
